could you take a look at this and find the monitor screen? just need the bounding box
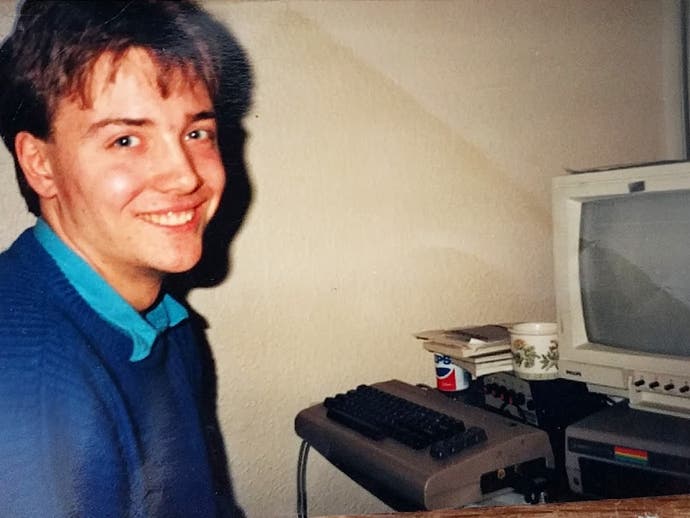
[579,190,690,358]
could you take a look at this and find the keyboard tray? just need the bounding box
[295,379,554,510]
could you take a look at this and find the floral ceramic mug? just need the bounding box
[509,322,559,380]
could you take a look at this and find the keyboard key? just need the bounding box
[326,407,387,440]
[429,426,488,460]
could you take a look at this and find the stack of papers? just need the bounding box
[415,324,514,379]
[415,324,510,357]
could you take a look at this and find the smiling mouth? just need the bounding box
[140,210,195,226]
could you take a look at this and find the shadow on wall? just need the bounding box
[165,11,254,516]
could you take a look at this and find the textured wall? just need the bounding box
[0,1,682,516]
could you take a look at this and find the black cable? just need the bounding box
[297,440,311,518]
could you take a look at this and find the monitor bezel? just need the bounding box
[553,162,690,417]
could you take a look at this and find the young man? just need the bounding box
[0,1,250,516]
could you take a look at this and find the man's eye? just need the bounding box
[113,135,141,148]
[185,129,214,141]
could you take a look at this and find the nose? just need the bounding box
[154,140,201,194]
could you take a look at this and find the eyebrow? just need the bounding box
[84,110,217,137]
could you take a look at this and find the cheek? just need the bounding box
[211,167,226,196]
[202,165,226,221]
[104,170,145,207]
[55,153,142,211]
[200,157,226,197]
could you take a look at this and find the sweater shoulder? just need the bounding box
[0,229,89,365]
[0,228,54,298]
[0,230,64,320]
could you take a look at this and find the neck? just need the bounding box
[74,256,163,312]
[113,274,163,311]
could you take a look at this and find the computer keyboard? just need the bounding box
[295,379,554,510]
[324,384,487,458]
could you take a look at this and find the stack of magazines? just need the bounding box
[415,324,514,378]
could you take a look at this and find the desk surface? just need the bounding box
[318,494,690,517]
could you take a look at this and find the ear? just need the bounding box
[14,131,57,198]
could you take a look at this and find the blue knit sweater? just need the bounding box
[0,229,238,517]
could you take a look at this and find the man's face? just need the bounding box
[37,48,225,300]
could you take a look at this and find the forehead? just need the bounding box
[69,47,211,111]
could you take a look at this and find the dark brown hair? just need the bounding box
[0,0,252,215]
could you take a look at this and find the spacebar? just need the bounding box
[326,408,387,440]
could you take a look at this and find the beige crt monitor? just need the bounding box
[552,161,690,419]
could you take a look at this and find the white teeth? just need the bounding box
[141,210,194,226]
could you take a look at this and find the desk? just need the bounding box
[319,494,690,517]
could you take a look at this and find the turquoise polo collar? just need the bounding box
[33,218,188,362]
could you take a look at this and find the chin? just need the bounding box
[158,250,203,274]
